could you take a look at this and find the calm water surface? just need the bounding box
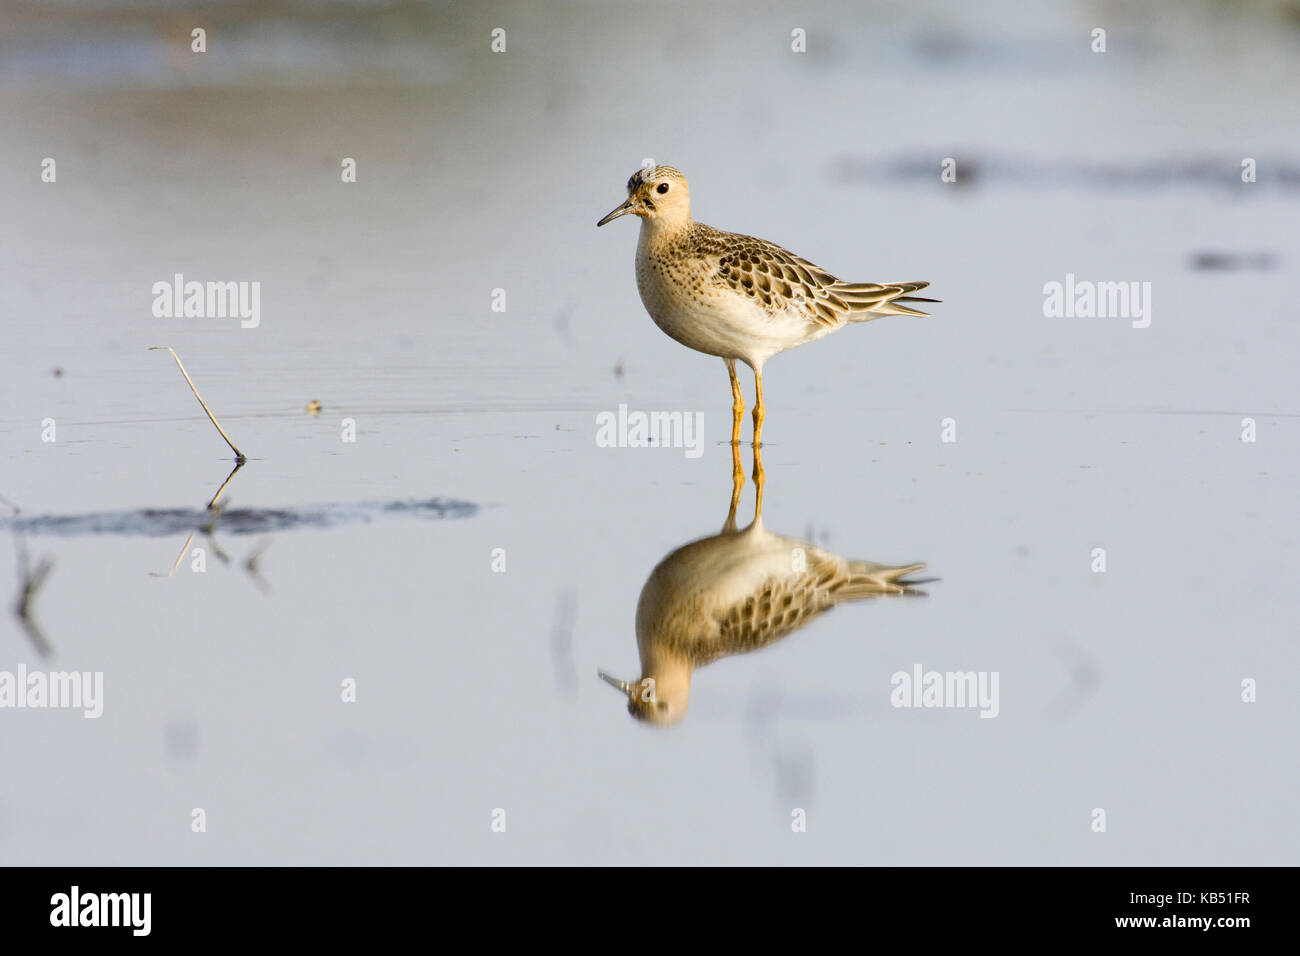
[1,0,1297,864]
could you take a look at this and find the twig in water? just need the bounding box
[148,346,246,462]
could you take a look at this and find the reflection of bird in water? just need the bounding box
[600,446,926,726]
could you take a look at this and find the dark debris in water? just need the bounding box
[3,498,478,538]
[832,154,1300,192]
[1189,251,1278,272]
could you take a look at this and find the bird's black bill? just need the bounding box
[597,198,634,227]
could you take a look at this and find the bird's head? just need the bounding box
[597,165,691,231]
[598,669,689,727]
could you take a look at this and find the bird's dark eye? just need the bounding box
[657,182,669,194]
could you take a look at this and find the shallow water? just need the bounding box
[1,0,1298,864]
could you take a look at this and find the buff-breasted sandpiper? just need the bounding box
[599,452,926,727]
[597,165,938,447]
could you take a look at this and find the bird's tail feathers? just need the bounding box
[837,281,938,320]
[870,300,932,317]
[842,561,928,596]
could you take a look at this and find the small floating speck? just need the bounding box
[306,400,322,416]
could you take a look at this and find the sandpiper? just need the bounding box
[597,165,938,446]
[599,448,926,726]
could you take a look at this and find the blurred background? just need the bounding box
[0,0,1297,865]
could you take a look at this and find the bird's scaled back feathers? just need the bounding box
[700,549,926,665]
[686,223,934,327]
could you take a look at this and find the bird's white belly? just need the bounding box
[636,527,794,639]
[635,238,824,366]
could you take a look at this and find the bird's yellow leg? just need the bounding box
[725,441,744,531]
[726,359,744,446]
[751,366,766,449]
[752,442,765,523]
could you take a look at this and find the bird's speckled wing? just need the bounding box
[690,223,931,328]
[695,552,925,665]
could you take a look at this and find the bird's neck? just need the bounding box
[639,214,692,248]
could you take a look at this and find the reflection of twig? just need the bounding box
[243,538,272,593]
[151,460,243,577]
[15,556,54,658]
[1049,642,1101,720]
[148,346,246,462]
[201,459,243,565]
[200,501,232,565]
[205,459,244,509]
[154,531,197,578]
[150,460,272,589]
[550,587,578,697]
[3,494,54,658]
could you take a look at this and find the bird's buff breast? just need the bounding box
[635,232,812,364]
